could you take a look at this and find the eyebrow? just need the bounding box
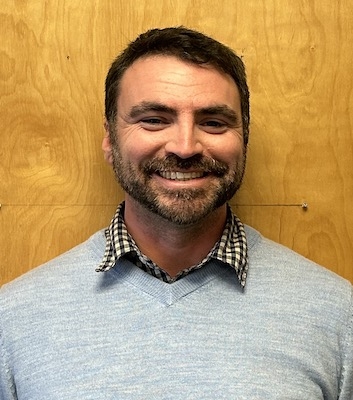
[195,105,240,125]
[128,101,177,119]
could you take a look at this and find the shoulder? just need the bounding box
[243,225,352,352]
[0,230,106,304]
[244,224,351,285]
[245,226,352,305]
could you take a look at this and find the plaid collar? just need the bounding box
[96,202,248,287]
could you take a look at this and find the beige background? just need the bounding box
[1,0,352,284]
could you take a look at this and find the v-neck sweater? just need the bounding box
[1,226,352,399]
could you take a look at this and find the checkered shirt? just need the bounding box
[96,202,249,287]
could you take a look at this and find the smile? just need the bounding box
[158,171,205,181]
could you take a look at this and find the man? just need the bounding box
[0,27,352,399]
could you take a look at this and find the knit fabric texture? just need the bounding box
[1,226,352,399]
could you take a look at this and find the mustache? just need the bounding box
[143,154,229,176]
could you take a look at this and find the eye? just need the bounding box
[141,118,164,124]
[202,120,226,127]
[140,117,169,131]
[199,119,228,133]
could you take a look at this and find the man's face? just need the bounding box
[107,55,246,225]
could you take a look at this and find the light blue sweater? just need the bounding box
[0,226,352,399]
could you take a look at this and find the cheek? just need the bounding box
[119,138,162,167]
[117,126,155,161]
[207,136,244,166]
[123,133,168,163]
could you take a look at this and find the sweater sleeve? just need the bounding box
[338,285,353,399]
[0,316,17,399]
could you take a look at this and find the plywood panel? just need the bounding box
[1,0,352,284]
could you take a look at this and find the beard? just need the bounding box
[110,142,246,226]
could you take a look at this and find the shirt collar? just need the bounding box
[96,202,248,287]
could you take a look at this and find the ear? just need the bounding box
[102,120,114,165]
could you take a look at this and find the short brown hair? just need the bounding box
[105,26,250,145]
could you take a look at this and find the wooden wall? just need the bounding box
[1,0,352,284]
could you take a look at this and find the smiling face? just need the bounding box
[105,55,246,225]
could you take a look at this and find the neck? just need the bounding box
[123,197,228,278]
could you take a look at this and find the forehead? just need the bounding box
[118,55,240,109]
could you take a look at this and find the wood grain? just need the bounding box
[1,0,352,284]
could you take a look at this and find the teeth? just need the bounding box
[159,171,204,181]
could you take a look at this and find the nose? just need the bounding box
[164,120,204,159]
